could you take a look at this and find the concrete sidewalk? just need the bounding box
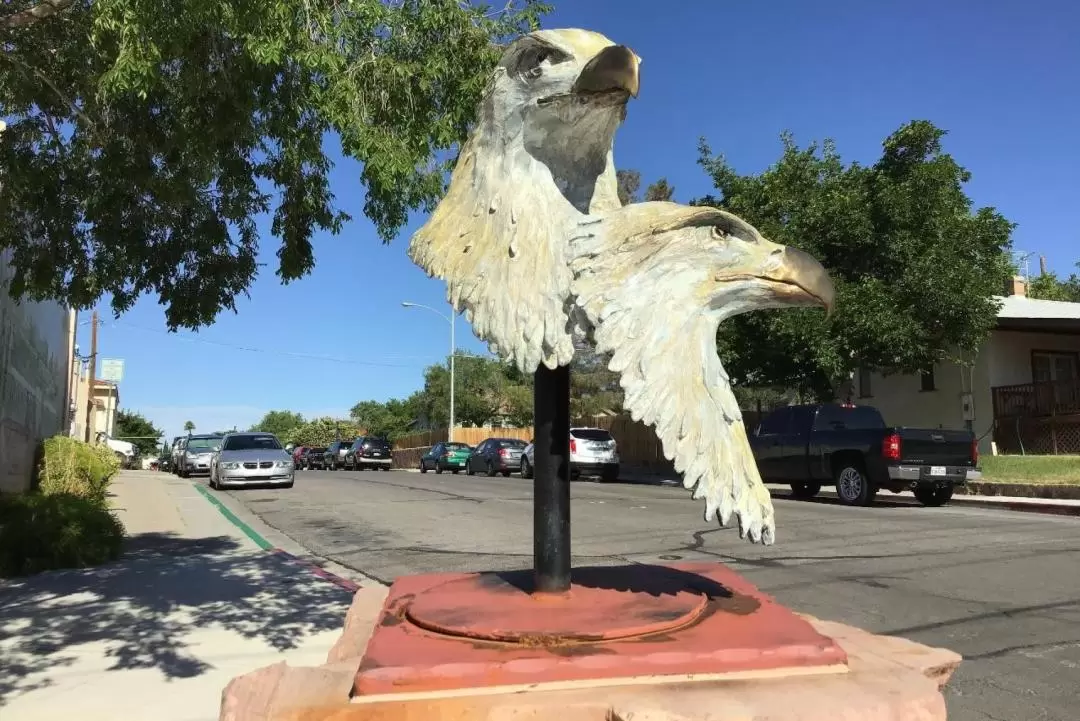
[0,471,365,721]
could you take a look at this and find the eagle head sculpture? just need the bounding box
[409,29,835,545]
[409,29,641,373]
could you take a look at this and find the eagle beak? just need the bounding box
[571,44,641,98]
[766,247,835,317]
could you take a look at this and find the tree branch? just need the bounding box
[2,0,76,29]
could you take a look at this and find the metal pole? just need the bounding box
[84,310,98,443]
[449,312,456,443]
[533,364,571,593]
[402,301,455,442]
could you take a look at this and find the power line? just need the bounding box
[104,320,442,369]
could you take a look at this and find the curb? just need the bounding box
[192,482,362,593]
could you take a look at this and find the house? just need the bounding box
[69,365,121,443]
[858,276,1080,455]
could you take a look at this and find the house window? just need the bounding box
[920,369,936,392]
[1032,351,1078,384]
[858,367,872,398]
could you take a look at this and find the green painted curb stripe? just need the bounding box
[193,482,274,550]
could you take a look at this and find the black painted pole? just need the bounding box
[533,364,572,593]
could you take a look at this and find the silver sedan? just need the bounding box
[209,432,295,490]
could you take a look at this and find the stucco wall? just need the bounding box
[984,330,1080,387]
[859,344,995,452]
[0,251,71,493]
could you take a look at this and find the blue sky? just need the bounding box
[85,0,1080,442]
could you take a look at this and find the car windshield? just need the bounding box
[186,437,221,451]
[498,439,526,449]
[222,435,282,451]
[571,428,614,442]
[445,443,471,451]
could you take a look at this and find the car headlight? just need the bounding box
[275,460,293,469]
[221,462,240,470]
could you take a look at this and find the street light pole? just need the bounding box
[402,301,455,442]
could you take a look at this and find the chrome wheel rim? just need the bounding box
[838,467,862,501]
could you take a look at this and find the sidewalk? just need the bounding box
[0,471,364,721]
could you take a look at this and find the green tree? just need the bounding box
[250,410,305,438]
[419,353,532,428]
[0,0,549,330]
[697,120,1015,399]
[183,420,195,433]
[114,409,162,456]
[643,178,675,202]
[1027,264,1080,302]
[349,395,421,439]
[286,417,363,448]
[616,169,641,206]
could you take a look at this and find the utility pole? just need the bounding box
[84,310,98,443]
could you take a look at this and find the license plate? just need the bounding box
[372,452,382,457]
[929,466,947,477]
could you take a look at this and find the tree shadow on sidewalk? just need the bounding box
[0,531,355,706]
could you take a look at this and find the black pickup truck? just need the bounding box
[749,404,981,507]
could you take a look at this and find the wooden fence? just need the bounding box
[391,411,768,471]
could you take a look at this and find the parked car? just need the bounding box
[177,434,224,477]
[346,436,394,471]
[303,446,327,470]
[209,432,294,490]
[749,403,980,507]
[170,436,185,474]
[519,428,620,482]
[291,446,310,468]
[322,440,355,470]
[568,427,619,481]
[467,437,527,477]
[420,442,473,474]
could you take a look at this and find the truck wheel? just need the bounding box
[834,463,875,506]
[914,484,954,507]
[789,482,821,500]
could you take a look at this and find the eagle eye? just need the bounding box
[517,43,567,79]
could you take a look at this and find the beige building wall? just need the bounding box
[860,329,1080,455]
[858,346,993,453]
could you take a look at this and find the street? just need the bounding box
[220,469,1080,721]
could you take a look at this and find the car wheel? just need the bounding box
[914,484,954,507]
[452,469,459,475]
[790,482,822,500]
[834,462,876,506]
[601,467,619,483]
[466,462,476,476]
[520,458,532,479]
[486,461,496,477]
[420,460,428,473]
[501,470,510,477]
[435,463,444,475]
[283,480,295,489]
[382,466,391,471]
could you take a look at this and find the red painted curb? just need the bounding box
[268,548,361,593]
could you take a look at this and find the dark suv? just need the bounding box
[303,447,326,470]
[322,440,354,470]
[346,436,393,471]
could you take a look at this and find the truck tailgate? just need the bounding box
[897,428,973,465]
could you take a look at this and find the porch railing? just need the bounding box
[992,379,1080,418]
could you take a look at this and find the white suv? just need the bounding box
[519,427,620,482]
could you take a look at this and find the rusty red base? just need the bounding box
[354,562,847,696]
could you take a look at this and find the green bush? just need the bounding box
[36,436,119,501]
[0,492,125,577]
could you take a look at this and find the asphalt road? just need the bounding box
[221,469,1080,721]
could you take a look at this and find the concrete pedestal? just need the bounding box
[220,565,962,721]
